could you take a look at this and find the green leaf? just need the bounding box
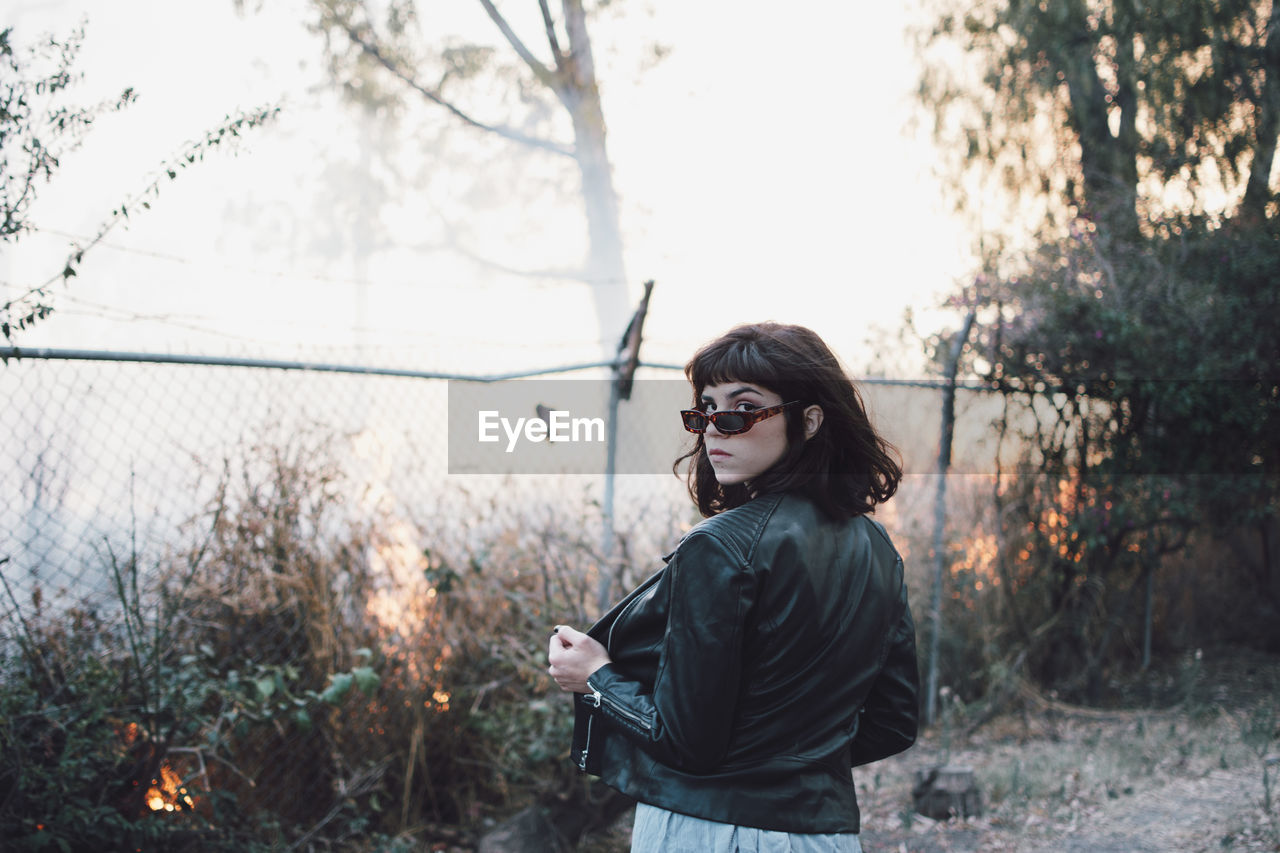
[320,672,353,705]
[255,677,276,700]
[352,666,380,696]
[294,707,312,732]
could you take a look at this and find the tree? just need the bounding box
[298,0,636,348]
[918,0,1280,243]
[0,24,278,345]
[978,225,1280,698]
[915,0,1280,700]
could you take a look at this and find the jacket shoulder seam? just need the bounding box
[864,516,899,553]
[686,493,785,564]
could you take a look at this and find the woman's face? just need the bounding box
[698,381,792,487]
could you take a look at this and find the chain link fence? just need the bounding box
[0,350,720,607]
[4,352,439,609]
[1,349,993,611]
[0,346,990,844]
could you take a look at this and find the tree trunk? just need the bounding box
[1056,0,1140,238]
[562,0,629,348]
[1242,2,1280,219]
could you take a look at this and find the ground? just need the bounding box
[577,646,1280,853]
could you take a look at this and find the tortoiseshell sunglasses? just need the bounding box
[680,401,802,436]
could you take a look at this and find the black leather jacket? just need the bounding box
[570,491,918,834]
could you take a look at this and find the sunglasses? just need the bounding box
[680,401,802,435]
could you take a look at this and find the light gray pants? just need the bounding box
[631,802,864,853]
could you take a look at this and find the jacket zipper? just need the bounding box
[589,687,652,734]
[578,698,596,770]
[581,571,660,771]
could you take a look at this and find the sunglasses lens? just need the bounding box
[714,413,748,433]
[682,411,707,432]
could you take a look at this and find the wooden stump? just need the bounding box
[912,764,983,820]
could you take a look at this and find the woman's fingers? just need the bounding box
[554,624,589,645]
[546,624,604,693]
[547,625,574,691]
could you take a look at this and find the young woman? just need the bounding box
[547,322,919,852]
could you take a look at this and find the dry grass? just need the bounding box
[127,435,649,846]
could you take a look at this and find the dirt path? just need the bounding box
[1064,766,1258,851]
[858,715,1275,853]
[861,760,1266,851]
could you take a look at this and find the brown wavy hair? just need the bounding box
[674,323,902,518]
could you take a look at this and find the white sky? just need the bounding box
[3,0,971,377]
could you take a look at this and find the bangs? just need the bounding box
[686,337,787,396]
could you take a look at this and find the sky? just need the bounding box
[3,0,972,378]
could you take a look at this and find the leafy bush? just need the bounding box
[0,589,284,851]
[961,218,1280,702]
[1,434,649,848]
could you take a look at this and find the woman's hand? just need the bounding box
[547,625,611,694]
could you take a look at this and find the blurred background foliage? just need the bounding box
[2,0,1279,849]
[915,0,1280,705]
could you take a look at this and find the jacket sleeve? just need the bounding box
[585,530,752,773]
[850,591,919,767]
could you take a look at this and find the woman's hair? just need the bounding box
[674,322,902,518]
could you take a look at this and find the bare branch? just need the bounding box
[475,0,564,96]
[410,194,589,281]
[433,233,591,283]
[538,0,567,74]
[2,103,279,342]
[342,23,573,158]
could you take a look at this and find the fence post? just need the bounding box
[599,281,654,613]
[925,309,976,728]
[602,380,620,613]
